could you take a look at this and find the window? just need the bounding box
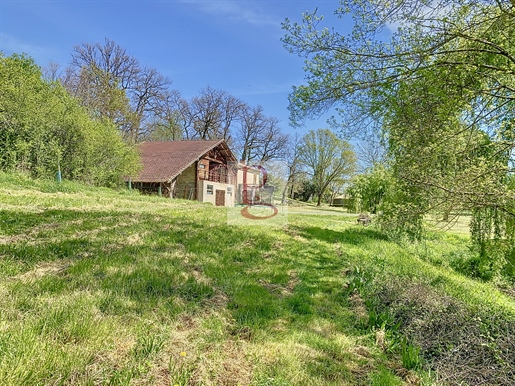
[227,187,232,196]
[199,164,205,169]
[207,184,214,195]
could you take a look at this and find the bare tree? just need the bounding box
[63,38,173,143]
[281,133,303,204]
[188,86,245,142]
[236,105,289,164]
[237,105,266,163]
[259,117,289,164]
[355,135,387,172]
[42,61,61,83]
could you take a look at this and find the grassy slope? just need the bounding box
[0,173,514,385]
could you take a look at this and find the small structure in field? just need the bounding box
[357,213,371,226]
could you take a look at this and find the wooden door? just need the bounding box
[215,189,225,206]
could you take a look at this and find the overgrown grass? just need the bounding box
[0,172,514,385]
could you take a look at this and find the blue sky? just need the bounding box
[0,0,351,136]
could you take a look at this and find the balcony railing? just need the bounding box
[198,169,235,184]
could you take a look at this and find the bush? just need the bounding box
[346,165,392,214]
[0,53,139,187]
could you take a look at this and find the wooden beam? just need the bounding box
[203,156,223,163]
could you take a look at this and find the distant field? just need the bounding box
[425,214,471,236]
[0,174,513,385]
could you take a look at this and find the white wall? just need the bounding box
[198,180,235,207]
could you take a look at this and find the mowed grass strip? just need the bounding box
[0,173,513,385]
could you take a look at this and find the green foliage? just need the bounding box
[369,367,404,386]
[0,52,139,186]
[400,338,423,370]
[66,64,134,130]
[346,165,392,213]
[283,1,515,254]
[295,178,317,202]
[148,110,184,141]
[469,205,515,280]
[65,39,172,143]
[376,181,427,241]
[298,129,357,206]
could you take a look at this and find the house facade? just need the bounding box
[128,140,261,207]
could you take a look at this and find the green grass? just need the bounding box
[0,172,514,385]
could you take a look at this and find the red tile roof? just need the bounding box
[131,140,236,183]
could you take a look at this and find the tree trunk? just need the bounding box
[281,183,289,205]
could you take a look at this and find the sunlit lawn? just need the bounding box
[0,174,513,385]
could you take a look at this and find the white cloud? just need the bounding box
[177,0,280,27]
[0,33,59,64]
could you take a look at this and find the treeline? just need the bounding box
[0,38,291,185]
[1,39,358,199]
[0,53,139,186]
[60,39,289,165]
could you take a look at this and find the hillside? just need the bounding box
[0,173,514,385]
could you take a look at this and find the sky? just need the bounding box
[0,0,354,137]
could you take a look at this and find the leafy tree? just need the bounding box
[282,1,515,133]
[347,165,392,214]
[0,52,139,185]
[283,1,515,266]
[64,64,134,131]
[296,178,317,202]
[298,129,356,206]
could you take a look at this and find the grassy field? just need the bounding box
[0,173,514,385]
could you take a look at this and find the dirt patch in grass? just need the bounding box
[349,293,368,324]
[283,226,308,243]
[14,260,70,281]
[125,232,149,246]
[258,270,299,298]
[286,270,300,292]
[190,341,253,386]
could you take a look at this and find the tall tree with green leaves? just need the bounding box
[0,52,139,185]
[283,1,515,263]
[298,129,356,206]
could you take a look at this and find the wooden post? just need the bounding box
[169,180,176,199]
[56,161,62,183]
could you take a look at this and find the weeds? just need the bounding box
[400,337,422,370]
